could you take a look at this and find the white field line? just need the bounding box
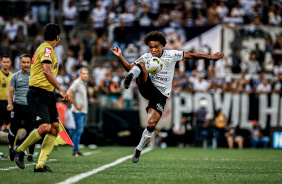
[83,150,100,156]
[0,159,57,171]
[57,147,153,184]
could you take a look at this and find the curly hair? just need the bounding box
[143,31,167,47]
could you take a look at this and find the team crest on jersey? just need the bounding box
[44,47,52,58]
[162,59,170,67]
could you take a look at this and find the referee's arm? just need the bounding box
[7,86,14,111]
[42,61,68,101]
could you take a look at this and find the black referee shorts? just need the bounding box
[10,103,35,136]
[137,75,167,116]
[27,86,59,126]
[0,100,11,126]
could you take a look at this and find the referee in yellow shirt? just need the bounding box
[13,23,69,172]
[0,56,12,132]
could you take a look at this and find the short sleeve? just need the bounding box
[173,50,184,61]
[40,47,53,63]
[70,80,78,92]
[9,73,16,87]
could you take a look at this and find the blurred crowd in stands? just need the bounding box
[0,0,282,110]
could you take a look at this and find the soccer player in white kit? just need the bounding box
[111,31,224,163]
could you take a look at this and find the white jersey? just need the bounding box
[135,50,184,98]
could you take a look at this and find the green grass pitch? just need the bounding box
[0,145,281,184]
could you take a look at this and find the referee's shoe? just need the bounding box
[13,147,25,169]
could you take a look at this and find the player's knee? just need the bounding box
[39,124,52,133]
[147,118,157,128]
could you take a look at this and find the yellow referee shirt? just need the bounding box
[0,70,13,100]
[29,42,59,92]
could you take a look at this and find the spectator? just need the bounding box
[182,75,194,93]
[249,120,269,148]
[78,0,90,28]
[246,52,261,74]
[4,19,19,43]
[123,44,139,64]
[231,2,245,18]
[108,20,128,59]
[65,49,77,75]
[63,0,78,44]
[120,8,135,27]
[170,5,183,28]
[225,125,244,149]
[99,69,112,107]
[212,109,227,147]
[173,115,188,147]
[87,76,99,104]
[56,68,72,93]
[256,79,271,94]
[54,44,65,65]
[92,63,107,86]
[69,38,80,59]
[91,1,106,38]
[207,1,220,26]
[272,74,282,94]
[24,13,39,36]
[268,5,281,26]
[109,76,123,108]
[82,31,95,63]
[194,99,210,147]
[95,33,111,56]
[193,74,210,92]
[217,1,229,22]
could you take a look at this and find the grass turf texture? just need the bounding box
[0,145,281,184]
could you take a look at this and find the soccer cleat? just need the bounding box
[9,147,15,161]
[132,148,141,163]
[124,73,134,89]
[34,165,53,172]
[13,147,25,169]
[27,155,34,162]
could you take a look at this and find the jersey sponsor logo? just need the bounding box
[174,52,182,58]
[156,103,164,114]
[2,83,6,88]
[44,47,52,58]
[152,75,168,82]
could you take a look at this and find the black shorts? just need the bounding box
[10,103,35,135]
[0,100,11,126]
[27,86,59,125]
[137,75,167,116]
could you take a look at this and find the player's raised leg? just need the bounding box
[124,62,148,89]
[132,108,161,163]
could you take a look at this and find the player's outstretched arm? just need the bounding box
[42,62,69,101]
[110,46,135,72]
[184,52,224,61]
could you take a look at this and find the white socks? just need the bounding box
[136,128,154,151]
[129,65,141,79]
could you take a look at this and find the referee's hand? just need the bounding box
[7,104,13,111]
[59,90,69,102]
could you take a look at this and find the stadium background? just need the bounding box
[1,0,282,148]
